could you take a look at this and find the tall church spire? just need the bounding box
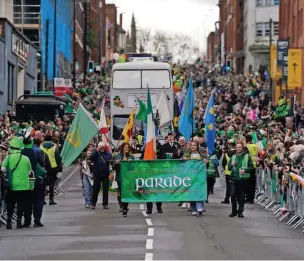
[131,12,137,52]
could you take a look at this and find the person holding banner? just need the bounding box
[113,142,134,217]
[183,141,205,216]
[228,142,254,218]
[203,151,219,203]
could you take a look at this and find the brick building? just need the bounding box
[234,0,244,74]
[223,0,235,69]
[218,0,226,65]
[207,31,219,66]
[279,0,304,103]
[217,0,244,73]
[279,0,304,49]
[105,4,117,60]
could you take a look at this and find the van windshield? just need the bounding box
[112,70,171,89]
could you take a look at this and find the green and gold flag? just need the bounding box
[61,103,99,166]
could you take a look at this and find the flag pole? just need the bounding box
[114,106,135,152]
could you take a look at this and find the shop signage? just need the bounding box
[12,32,29,61]
[54,78,73,97]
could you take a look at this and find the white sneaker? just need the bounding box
[187,203,191,208]
[191,211,197,216]
[198,209,203,215]
[181,203,187,208]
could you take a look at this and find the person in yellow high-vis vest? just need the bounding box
[221,141,236,204]
[40,135,62,205]
[245,134,259,204]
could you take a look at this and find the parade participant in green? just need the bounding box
[113,142,134,217]
[228,142,254,218]
[1,137,32,229]
[203,152,219,203]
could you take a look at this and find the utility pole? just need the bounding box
[45,19,49,90]
[269,18,273,100]
[72,0,76,89]
[53,0,57,89]
[83,0,88,85]
[98,0,103,66]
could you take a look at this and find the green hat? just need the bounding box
[113,96,120,101]
[9,136,23,150]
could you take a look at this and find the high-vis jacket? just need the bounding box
[246,143,259,168]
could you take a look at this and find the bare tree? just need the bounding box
[137,28,151,53]
[153,30,168,53]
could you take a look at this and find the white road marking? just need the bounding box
[142,211,148,217]
[148,227,154,237]
[140,204,145,210]
[146,219,153,226]
[146,239,154,250]
[60,166,80,186]
[145,253,153,260]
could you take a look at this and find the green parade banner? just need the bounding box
[120,160,207,203]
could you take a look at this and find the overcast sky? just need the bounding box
[107,0,219,53]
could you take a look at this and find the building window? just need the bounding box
[273,22,279,35]
[256,23,264,36]
[256,0,279,6]
[256,0,263,6]
[7,63,14,105]
[265,22,270,35]
[107,29,111,47]
[256,22,278,36]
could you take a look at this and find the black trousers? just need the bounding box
[6,190,27,222]
[207,176,215,200]
[224,175,231,201]
[25,181,46,224]
[117,181,128,211]
[245,169,256,202]
[231,180,246,214]
[91,175,109,206]
[146,202,162,211]
[48,168,58,202]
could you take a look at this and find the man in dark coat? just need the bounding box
[159,133,178,159]
[90,142,112,209]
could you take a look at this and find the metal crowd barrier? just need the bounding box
[255,167,304,230]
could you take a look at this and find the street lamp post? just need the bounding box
[72,0,76,89]
[83,0,89,85]
[215,21,220,65]
[269,18,273,100]
[52,0,57,90]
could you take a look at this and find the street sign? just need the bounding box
[277,40,289,80]
[288,49,303,89]
[54,78,73,97]
[270,44,277,79]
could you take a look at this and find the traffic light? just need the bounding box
[88,61,94,73]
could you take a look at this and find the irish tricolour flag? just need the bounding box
[144,89,156,160]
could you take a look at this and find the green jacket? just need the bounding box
[113,153,135,182]
[2,151,32,191]
[228,152,254,181]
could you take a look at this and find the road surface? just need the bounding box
[0,165,303,260]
